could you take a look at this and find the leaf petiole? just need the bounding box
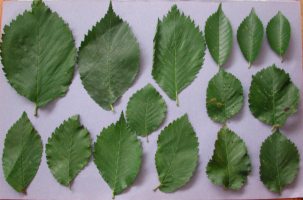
[153,185,161,192]
[34,105,38,117]
[110,104,114,113]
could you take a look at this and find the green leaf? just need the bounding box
[206,69,244,123]
[152,5,206,106]
[206,127,251,190]
[2,112,43,193]
[46,115,91,187]
[78,2,140,111]
[0,0,77,116]
[248,64,299,127]
[266,11,291,60]
[237,8,264,67]
[93,112,142,198]
[126,84,167,141]
[154,115,199,192]
[205,3,233,67]
[260,131,299,193]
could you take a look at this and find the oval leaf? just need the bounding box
[152,5,206,106]
[205,3,233,67]
[46,115,91,187]
[248,64,299,127]
[206,69,244,123]
[237,8,264,67]
[126,84,167,141]
[266,11,291,60]
[1,0,77,116]
[155,115,199,192]
[206,127,251,190]
[93,112,142,198]
[78,2,140,111]
[2,112,43,193]
[260,131,299,193]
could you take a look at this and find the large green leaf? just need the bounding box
[260,131,299,193]
[248,65,299,127]
[1,0,77,116]
[206,127,251,190]
[206,69,244,123]
[46,115,91,187]
[152,5,205,106]
[154,115,199,192]
[237,8,264,67]
[266,11,291,61]
[93,112,142,198]
[78,2,140,111]
[205,3,233,67]
[2,112,43,193]
[126,84,167,141]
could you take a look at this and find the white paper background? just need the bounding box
[0,0,302,199]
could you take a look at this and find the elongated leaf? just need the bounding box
[206,127,251,190]
[152,5,205,106]
[206,69,244,123]
[93,112,142,198]
[2,112,43,193]
[260,131,299,193]
[46,115,91,187]
[266,11,291,60]
[248,64,299,127]
[1,0,77,116]
[126,84,167,141]
[78,2,140,111]
[237,8,264,67]
[205,3,233,67]
[155,115,199,192]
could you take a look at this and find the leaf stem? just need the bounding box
[34,105,38,117]
[110,104,114,113]
[176,92,179,107]
[112,193,115,200]
[146,134,149,143]
[153,185,161,192]
[248,62,252,69]
[280,56,284,63]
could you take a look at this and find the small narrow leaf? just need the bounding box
[248,64,299,127]
[152,5,206,106]
[94,112,142,198]
[237,8,264,67]
[206,69,244,123]
[206,127,251,190]
[205,3,233,67]
[46,115,91,187]
[1,0,77,116]
[2,112,43,193]
[126,84,167,141]
[260,131,299,193]
[78,2,140,111]
[266,11,291,61]
[155,115,199,192]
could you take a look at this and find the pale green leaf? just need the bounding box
[248,64,299,127]
[126,84,167,141]
[152,5,205,106]
[260,131,299,193]
[205,3,233,67]
[2,112,43,193]
[206,127,251,190]
[46,115,91,187]
[93,112,142,198]
[155,115,199,192]
[237,8,264,67]
[1,0,77,116]
[78,2,140,111]
[206,69,244,123]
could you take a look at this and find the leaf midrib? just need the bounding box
[112,120,123,193]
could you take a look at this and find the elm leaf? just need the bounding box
[154,115,199,192]
[2,112,43,193]
[78,2,140,111]
[126,84,167,141]
[46,115,91,187]
[152,5,206,106]
[1,0,77,116]
[93,112,142,198]
[206,127,251,190]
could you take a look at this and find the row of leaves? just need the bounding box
[1,1,291,115]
